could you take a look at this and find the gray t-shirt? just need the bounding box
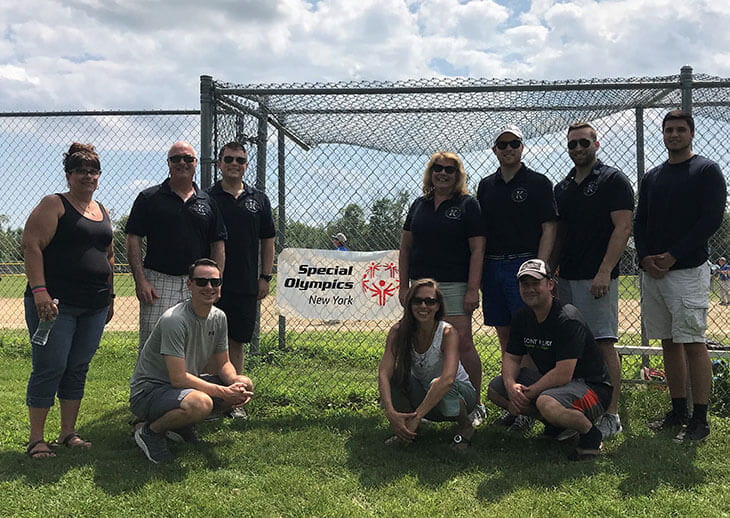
[130,299,228,398]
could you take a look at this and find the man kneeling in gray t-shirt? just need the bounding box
[130,258,253,463]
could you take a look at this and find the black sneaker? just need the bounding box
[165,425,200,444]
[648,410,688,431]
[497,411,517,427]
[673,418,710,443]
[135,424,175,463]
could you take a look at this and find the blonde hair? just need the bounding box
[421,151,469,198]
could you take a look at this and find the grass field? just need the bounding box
[1,332,729,517]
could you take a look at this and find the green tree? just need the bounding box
[365,190,409,251]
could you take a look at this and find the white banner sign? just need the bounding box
[276,248,402,320]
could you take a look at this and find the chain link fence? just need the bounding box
[0,67,729,414]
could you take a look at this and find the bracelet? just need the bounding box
[31,287,48,294]
[30,285,46,291]
[259,273,273,282]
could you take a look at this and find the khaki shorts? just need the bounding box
[641,263,709,344]
[438,281,468,317]
[557,277,619,341]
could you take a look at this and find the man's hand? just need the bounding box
[463,287,480,313]
[219,382,254,407]
[590,271,611,298]
[506,383,531,414]
[386,409,418,442]
[654,252,677,271]
[257,278,270,300]
[640,255,669,279]
[135,277,160,304]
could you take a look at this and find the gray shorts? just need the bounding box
[641,263,709,343]
[557,277,618,341]
[438,281,468,316]
[488,368,609,422]
[130,374,225,422]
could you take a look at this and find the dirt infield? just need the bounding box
[2,296,729,336]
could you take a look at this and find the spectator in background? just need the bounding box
[715,257,730,306]
[332,232,348,251]
[125,141,226,352]
[22,143,114,458]
[399,151,486,427]
[634,109,726,442]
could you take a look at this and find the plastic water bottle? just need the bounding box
[31,299,59,347]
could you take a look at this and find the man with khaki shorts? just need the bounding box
[634,110,726,442]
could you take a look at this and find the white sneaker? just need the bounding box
[596,413,622,440]
[467,404,487,428]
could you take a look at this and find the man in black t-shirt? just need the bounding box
[208,142,275,386]
[487,259,611,460]
[553,122,634,440]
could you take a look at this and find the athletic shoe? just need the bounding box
[165,425,200,444]
[507,415,534,436]
[496,410,517,427]
[135,424,174,464]
[673,418,710,443]
[596,413,623,440]
[467,404,487,428]
[555,428,579,441]
[225,407,249,420]
[648,410,688,431]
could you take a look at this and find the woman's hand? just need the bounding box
[33,291,58,321]
[386,408,418,442]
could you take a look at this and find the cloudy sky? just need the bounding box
[1,0,728,111]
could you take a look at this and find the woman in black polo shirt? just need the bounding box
[399,151,486,425]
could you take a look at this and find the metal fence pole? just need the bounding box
[635,107,650,360]
[277,128,287,350]
[680,65,693,114]
[200,75,214,189]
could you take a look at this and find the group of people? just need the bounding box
[21,109,725,463]
[22,140,273,461]
[383,110,726,460]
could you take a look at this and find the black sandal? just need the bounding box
[26,440,56,459]
[51,432,91,449]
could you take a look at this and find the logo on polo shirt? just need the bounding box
[244,198,260,213]
[583,180,599,197]
[511,187,528,203]
[190,200,211,217]
[445,207,462,220]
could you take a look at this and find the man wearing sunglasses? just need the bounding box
[207,142,275,395]
[552,122,634,440]
[634,110,726,443]
[476,125,558,433]
[130,258,254,463]
[487,259,611,461]
[126,141,227,353]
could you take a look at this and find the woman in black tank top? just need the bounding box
[22,143,114,458]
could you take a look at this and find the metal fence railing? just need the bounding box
[1,67,729,413]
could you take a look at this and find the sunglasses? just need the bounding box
[72,168,101,176]
[495,139,522,150]
[168,154,196,163]
[567,138,592,150]
[430,164,458,174]
[411,296,439,306]
[223,156,247,164]
[191,277,222,287]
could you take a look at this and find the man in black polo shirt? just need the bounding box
[634,110,726,442]
[487,259,611,461]
[553,122,633,440]
[208,142,275,383]
[126,141,227,352]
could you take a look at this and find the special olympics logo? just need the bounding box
[361,261,399,306]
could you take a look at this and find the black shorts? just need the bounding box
[215,291,258,343]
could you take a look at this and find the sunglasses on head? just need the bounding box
[495,139,522,150]
[191,277,222,287]
[168,154,196,163]
[430,164,458,174]
[411,296,439,306]
[223,156,247,164]
[567,138,592,150]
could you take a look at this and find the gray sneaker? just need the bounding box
[467,404,487,428]
[135,424,174,464]
[507,415,535,436]
[596,413,623,440]
[165,425,200,444]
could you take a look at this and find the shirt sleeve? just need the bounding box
[158,312,188,359]
[607,171,635,212]
[403,199,418,231]
[214,312,229,354]
[124,192,149,237]
[505,312,527,356]
[633,172,651,261]
[259,193,276,239]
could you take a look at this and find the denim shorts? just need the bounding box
[25,297,108,408]
[481,257,527,326]
[390,374,477,421]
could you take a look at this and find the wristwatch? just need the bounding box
[259,273,273,282]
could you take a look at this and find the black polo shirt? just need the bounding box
[403,194,484,282]
[476,164,557,256]
[125,179,227,275]
[208,181,276,295]
[507,300,610,387]
[554,160,634,280]
[634,155,726,270]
